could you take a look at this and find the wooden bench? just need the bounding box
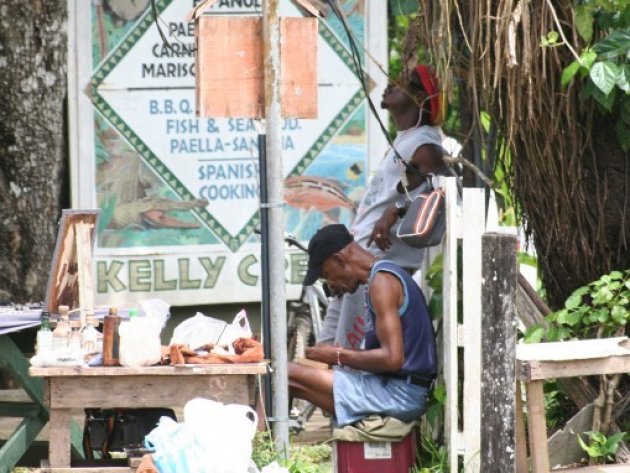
[30,363,267,472]
[515,337,630,472]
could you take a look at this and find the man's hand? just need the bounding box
[306,344,338,366]
[368,205,399,250]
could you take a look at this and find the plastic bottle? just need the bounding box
[36,311,53,356]
[103,307,121,366]
[81,311,100,354]
[52,305,71,351]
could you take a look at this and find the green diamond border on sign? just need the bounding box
[91,0,368,252]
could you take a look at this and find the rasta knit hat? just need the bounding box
[414,65,444,126]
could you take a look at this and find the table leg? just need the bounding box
[515,381,528,473]
[526,380,549,473]
[49,408,71,468]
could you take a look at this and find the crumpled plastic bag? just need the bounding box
[248,462,290,473]
[145,417,205,473]
[260,462,290,473]
[170,309,251,351]
[145,398,258,473]
[119,299,170,367]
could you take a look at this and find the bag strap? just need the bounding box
[400,162,434,203]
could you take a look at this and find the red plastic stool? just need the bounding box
[333,429,417,473]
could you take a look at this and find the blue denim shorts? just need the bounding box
[333,368,429,426]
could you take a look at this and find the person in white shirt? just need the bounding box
[315,65,455,349]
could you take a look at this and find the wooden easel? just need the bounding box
[44,209,99,324]
[0,210,99,470]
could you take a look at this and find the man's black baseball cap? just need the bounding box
[303,224,354,286]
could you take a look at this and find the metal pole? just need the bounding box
[262,0,289,454]
[258,133,273,417]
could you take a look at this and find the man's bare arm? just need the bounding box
[403,143,444,190]
[369,144,444,251]
[306,272,405,373]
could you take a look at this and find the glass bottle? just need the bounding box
[52,305,71,351]
[36,311,53,356]
[103,307,121,366]
[81,311,100,354]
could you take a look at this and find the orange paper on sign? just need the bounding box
[195,16,264,118]
[195,16,318,118]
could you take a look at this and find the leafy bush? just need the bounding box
[559,2,630,150]
[525,269,630,342]
[578,431,628,463]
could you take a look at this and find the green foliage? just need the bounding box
[544,380,577,432]
[389,0,419,16]
[426,254,444,320]
[559,1,630,150]
[424,382,446,429]
[479,111,520,227]
[578,431,628,463]
[252,432,332,473]
[282,444,331,473]
[412,432,449,473]
[540,30,561,47]
[525,269,630,342]
[252,431,280,469]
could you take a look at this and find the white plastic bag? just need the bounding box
[119,298,168,367]
[119,317,162,367]
[145,417,205,473]
[139,298,170,327]
[184,397,258,473]
[170,309,252,349]
[145,398,258,473]
[260,462,290,473]
[221,309,252,345]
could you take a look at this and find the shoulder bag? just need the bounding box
[396,175,447,249]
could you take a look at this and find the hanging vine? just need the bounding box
[415,0,630,310]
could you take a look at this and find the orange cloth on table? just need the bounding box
[137,454,158,473]
[166,337,264,365]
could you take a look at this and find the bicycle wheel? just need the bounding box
[289,313,312,361]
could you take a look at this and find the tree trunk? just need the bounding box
[0,0,68,303]
[521,111,630,309]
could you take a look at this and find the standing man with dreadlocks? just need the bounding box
[315,65,456,349]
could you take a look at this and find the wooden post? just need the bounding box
[442,177,459,473]
[49,408,71,468]
[526,380,550,473]
[463,188,485,472]
[481,232,517,472]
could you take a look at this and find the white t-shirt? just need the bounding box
[350,125,447,269]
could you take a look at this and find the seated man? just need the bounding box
[288,224,437,426]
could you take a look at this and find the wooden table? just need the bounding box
[0,326,87,473]
[515,337,630,473]
[30,363,267,472]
